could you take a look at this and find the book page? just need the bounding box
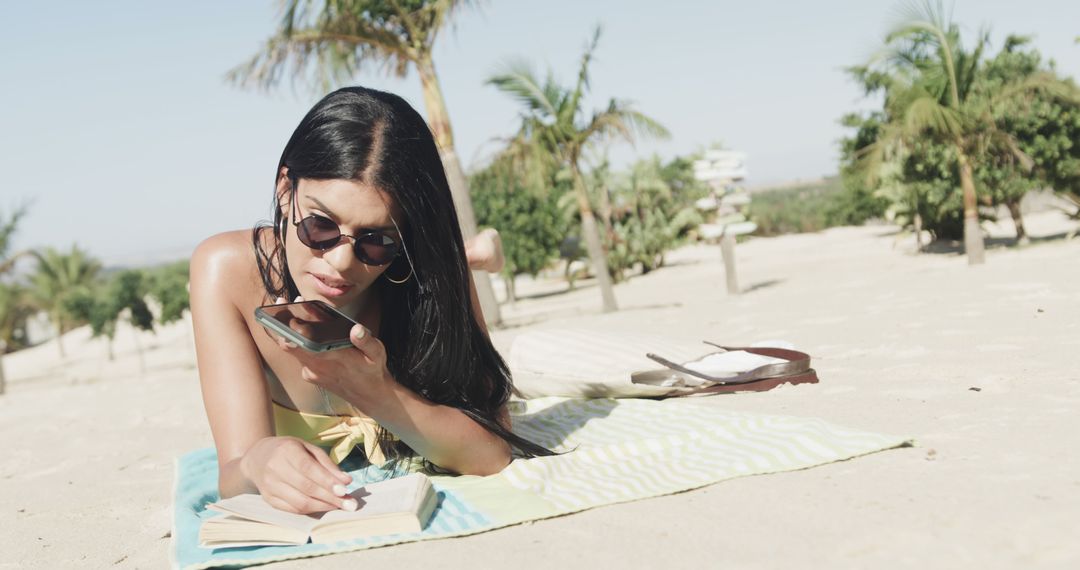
[318,473,429,525]
[207,494,323,534]
[199,515,311,548]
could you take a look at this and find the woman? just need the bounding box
[189,86,549,516]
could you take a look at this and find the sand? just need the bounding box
[2,209,1078,569]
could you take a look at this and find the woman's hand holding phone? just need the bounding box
[271,296,394,411]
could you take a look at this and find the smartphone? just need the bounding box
[254,300,358,352]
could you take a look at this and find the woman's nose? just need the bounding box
[322,240,356,273]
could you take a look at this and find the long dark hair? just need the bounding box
[252,86,552,464]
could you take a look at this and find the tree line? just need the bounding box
[0,206,190,393]
[839,1,1080,260]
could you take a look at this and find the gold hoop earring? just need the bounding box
[383,261,413,285]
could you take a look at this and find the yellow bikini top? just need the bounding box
[272,401,397,465]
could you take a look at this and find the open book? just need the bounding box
[199,472,436,548]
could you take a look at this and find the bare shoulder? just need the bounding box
[191,230,253,274]
[190,229,266,307]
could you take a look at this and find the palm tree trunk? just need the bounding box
[415,56,502,327]
[571,167,617,312]
[914,212,924,252]
[598,182,615,243]
[132,324,146,375]
[1006,199,1028,243]
[506,274,516,305]
[911,187,923,252]
[0,353,6,395]
[956,146,986,265]
[54,311,66,358]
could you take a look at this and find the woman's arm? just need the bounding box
[190,233,274,496]
[190,232,351,509]
[288,323,513,476]
[356,376,513,476]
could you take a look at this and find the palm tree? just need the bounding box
[860,1,1076,264]
[864,2,991,263]
[227,0,503,325]
[0,204,31,395]
[29,245,102,358]
[487,27,669,311]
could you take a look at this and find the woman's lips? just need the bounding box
[310,273,353,297]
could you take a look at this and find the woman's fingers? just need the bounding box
[349,324,385,363]
[245,437,356,515]
[301,441,353,485]
[269,450,356,513]
[265,482,346,514]
[294,461,355,510]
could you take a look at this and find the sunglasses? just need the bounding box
[289,183,402,266]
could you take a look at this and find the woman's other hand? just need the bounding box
[240,436,355,514]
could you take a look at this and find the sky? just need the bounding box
[1,0,1077,265]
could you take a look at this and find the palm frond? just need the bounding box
[985,130,1035,172]
[564,25,602,127]
[994,71,1080,105]
[226,27,410,94]
[609,104,672,140]
[854,122,908,187]
[486,59,559,117]
[902,94,963,138]
[227,0,440,94]
[0,202,30,263]
[885,0,962,108]
[888,0,951,41]
[0,249,31,276]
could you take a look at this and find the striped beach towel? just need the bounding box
[171,397,910,569]
[508,329,802,398]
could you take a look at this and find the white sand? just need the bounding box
[2,211,1078,569]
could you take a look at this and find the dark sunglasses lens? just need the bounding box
[354,233,400,265]
[297,216,341,249]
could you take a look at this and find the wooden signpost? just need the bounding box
[693,151,753,294]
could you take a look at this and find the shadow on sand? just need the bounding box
[515,279,596,302]
[742,279,785,294]
[920,231,1075,255]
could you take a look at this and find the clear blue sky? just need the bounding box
[1,0,1077,265]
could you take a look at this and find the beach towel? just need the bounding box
[508,329,809,398]
[172,397,911,569]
